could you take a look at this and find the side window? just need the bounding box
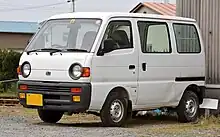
[101,20,133,50]
[173,23,201,53]
[138,21,171,53]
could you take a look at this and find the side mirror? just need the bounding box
[103,39,116,53]
[97,39,116,56]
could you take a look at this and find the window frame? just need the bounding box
[25,18,103,52]
[137,21,172,54]
[173,23,201,54]
[99,20,134,51]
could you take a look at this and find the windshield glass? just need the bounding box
[25,18,102,52]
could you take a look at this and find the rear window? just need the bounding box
[173,23,201,53]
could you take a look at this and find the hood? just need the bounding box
[18,52,92,82]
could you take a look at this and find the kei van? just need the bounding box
[17,12,205,127]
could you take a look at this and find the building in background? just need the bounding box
[177,0,220,85]
[0,21,38,52]
[130,2,176,16]
[177,1,220,113]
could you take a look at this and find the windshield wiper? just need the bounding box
[26,49,42,55]
[63,49,88,52]
[50,48,88,55]
[26,48,62,55]
[27,48,88,56]
[49,49,63,55]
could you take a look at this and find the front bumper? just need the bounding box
[17,80,91,113]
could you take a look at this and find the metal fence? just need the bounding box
[0,79,18,92]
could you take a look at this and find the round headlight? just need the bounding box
[21,62,31,78]
[69,63,82,80]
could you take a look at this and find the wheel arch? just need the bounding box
[180,84,204,105]
[107,86,130,99]
[101,86,132,113]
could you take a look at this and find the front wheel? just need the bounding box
[176,90,199,123]
[38,109,63,123]
[100,92,128,127]
[132,111,139,118]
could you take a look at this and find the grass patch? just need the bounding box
[0,82,17,97]
[131,114,220,137]
[61,113,100,123]
[0,91,17,97]
[198,115,220,127]
[23,108,37,115]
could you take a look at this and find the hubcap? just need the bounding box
[185,98,198,117]
[110,99,124,123]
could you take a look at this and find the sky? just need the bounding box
[0,0,176,22]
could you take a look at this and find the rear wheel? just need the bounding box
[100,92,128,127]
[176,90,199,123]
[38,109,63,123]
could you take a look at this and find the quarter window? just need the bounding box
[173,24,201,53]
[138,21,171,53]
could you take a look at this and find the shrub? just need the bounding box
[0,49,21,81]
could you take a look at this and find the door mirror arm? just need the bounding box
[97,49,105,56]
[97,39,116,56]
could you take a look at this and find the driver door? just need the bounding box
[91,19,138,106]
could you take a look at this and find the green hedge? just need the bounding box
[0,49,21,81]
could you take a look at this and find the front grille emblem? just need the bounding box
[46,71,51,76]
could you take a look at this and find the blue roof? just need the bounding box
[0,21,39,34]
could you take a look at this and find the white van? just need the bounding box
[17,12,205,127]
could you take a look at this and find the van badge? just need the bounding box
[46,71,51,76]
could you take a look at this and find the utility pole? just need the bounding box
[67,0,75,12]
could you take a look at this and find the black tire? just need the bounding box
[132,111,138,118]
[100,92,128,127]
[176,90,199,123]
[38,109,63,123]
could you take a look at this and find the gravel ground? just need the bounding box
[0,106,220,137]
[0,116,136,137]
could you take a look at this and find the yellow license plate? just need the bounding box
[26,93,43,106]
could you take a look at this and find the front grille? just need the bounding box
[28,85,70,92]
[44,94,60,100]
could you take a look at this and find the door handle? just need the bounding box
[129,65,135,70]
[142,63,146,71]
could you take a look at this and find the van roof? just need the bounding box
[49,12,196,22]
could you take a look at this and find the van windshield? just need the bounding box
[25,18,102,53]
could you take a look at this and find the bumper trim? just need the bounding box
[44,99,71,105]
[24,91,72,96]
[17,80,91,113]
[43,105,86,112]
